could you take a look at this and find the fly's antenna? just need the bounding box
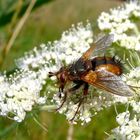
[48,72,56,77]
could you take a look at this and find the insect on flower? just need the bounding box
[49,34,133,121]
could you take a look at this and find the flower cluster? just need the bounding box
[98,1,140,50]
[97,1,140,139]
[0,70,46,122]
[123,67,140,94]
[123,67,140,114]
[16,22,93,71]
[107,111,140,140]
[112,67,140,139]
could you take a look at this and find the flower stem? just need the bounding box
[67,123,74,140]
[40,105,57,111]
[133,24,140,36]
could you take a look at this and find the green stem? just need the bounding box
[40,105,57,111]
[133,24,140,36]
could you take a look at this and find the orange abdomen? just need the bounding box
[92,57,122,76]
[95,64,122,75]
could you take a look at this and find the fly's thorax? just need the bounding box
[68,58,92,78]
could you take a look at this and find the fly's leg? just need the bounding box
[70,97,84,122]
[83,83,89,95]
[56,83,83,111]
[58,84,64,98]
[56,90,67,111]
[70,83,89,122]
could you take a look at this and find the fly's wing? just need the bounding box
[94,34,114,54]
[81,69,133,96]
[95,69,133,96]
[81,34,114,60]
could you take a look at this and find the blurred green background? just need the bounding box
[0,0,125,140]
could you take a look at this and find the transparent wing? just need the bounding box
[94,34,114,54]
[95,69,133,96]
[81,69,133,96]
[81,34,114,60]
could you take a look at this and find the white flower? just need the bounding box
[124,67,140,95]
[113,95,128,104]
[37,97,47,104]
[130,101,140,113]
[98,1,140,51]
[116,111,130,125]
[119,35,140,50]
[0,70,46,122]
[16,22,93,72]
[108,111,140,140]
[79,109,91,124]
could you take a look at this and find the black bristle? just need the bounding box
[112,55,123,69]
